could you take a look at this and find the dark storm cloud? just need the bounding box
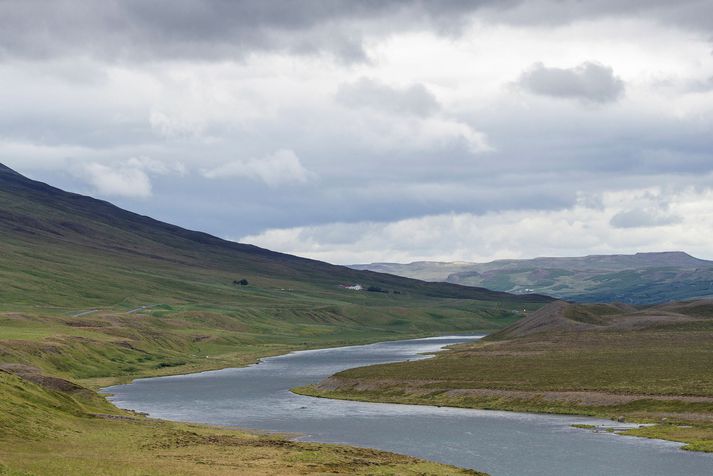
[0,0,501,62]
[500,0,713,33]
[1,0,712,63]
[517,62,625,104]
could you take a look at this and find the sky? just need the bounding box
[2,0,713,264]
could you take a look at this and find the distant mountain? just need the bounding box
[0,163,550,309]
[351,252,713,304]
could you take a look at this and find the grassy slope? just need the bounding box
[0,370,482,476]
[1,164,527,474]
[0,163,547,388]
[296,301,713,453]
[0,164,548,309]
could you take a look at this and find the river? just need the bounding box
[103,336,713,476]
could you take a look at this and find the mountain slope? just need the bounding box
[0,163,546,475]
[0,163,526,475]
[0,163,551,385]
[352,252,713,304]
[0,164,550,308]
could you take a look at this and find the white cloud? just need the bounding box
[126,156,187,176]
[2,9,713,262]
[202,149,315,187]
[240,187,713,264]
[80,162,153,199]
[149,110,207,140]
[73,157,186,199]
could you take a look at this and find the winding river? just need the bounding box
[104,336,713,476]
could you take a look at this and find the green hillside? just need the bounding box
[0,163,548,309]
[0,163,545,474]
[0,162,552,384]
[352,252,713,304]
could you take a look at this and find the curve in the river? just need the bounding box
[104,336,713,476]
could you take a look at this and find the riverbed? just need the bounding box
[104,336,713,476]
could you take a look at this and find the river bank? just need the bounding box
[0,337,483,475]
[102,336,713,476]
[294,329,713,454]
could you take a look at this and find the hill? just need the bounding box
[351,252,713,304]
[298,298,713,453]
[0,163,548,308]
[0,163,522,474]
[0,162,551,383]
[488,299,713,339]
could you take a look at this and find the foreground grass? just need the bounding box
[0,279,520,475]
[295,329,713,453]
[0,372,481,476]
[0,301,504,475]
[0,165,541,474]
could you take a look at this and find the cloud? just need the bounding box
[126,157,187,176]
[0,0,489,63]
[685,76,713,94]
[3,1,713,64]
[333,78,487,153]
[2,2,713,264]
[610,208,682,228]
[73,157,186,199]
[80,162,153,199]
[336,78,440,116]
[202,149,315,187]
[240,187,713,264]
[518,62,625,103]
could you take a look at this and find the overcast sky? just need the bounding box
[3,0,713,264]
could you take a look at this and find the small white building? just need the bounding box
[339,284,363,291]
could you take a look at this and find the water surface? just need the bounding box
[105,336,713,476]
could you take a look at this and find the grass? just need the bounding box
[623,423,713,452]
[0,275,516,476]
[0,299,521,388]
[0,371,483,476]
[295,329,713,453]
[316,331,713,396]
[0,164,543,474]
[0,301,500,475]
[0,163,549,316]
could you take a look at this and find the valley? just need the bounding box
[0,164,541,474]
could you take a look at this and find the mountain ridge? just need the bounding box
[351,252,713,304]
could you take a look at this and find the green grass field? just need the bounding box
[0,293,528,386]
